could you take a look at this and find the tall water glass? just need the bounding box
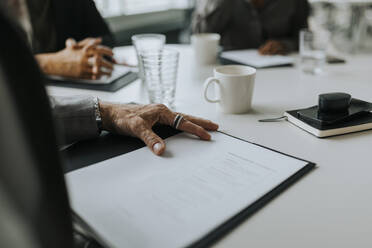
[140,49,179,109]
[132,34,166,80]
[300,29,328,75]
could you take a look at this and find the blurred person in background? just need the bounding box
[7,0,116,79]
[192,0,310,54]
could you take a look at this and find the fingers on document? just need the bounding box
[139,128,166,156]
[178,120,211,141]
[181,114,219,131]
[161,110,218,140]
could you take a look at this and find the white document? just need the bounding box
[66,132,310,248]
[220,49,294,68]
[47,65,130,85]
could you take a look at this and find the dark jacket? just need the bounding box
[0,7,103,248]
[192,0,310,51]
[0,7,74,247]
[51,0,115,50]
[27,0,115,53]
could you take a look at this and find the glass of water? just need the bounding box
[300,29,328,75]
[132,34,166,80]
[140,49,180,109]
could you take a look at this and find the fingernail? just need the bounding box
[153,143,162,155]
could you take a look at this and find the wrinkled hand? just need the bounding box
[258,40,287,55]
[99,102,219,156]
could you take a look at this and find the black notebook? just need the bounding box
[47,68,138,92]
[284,109,372,138]
[65,131,314,248]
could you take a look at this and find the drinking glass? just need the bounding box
[300,29,328,75]
[132,34,166,80]
[140,49,179,109]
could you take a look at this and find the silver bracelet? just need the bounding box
[93,97,103,133]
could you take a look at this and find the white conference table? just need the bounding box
[48,45,372,248]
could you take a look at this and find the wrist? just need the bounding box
[98,100,114,132]
[35,53,58,75]
[94,98,103,133]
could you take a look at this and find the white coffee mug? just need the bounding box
[203,65,256,114]
[191,33,220,65]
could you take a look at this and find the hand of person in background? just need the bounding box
[258,40,287,55]
[68,37,136,67]
[66,37,103,48]
[99,102,219,156]
[36,37,114,79]
[65,37,115,78]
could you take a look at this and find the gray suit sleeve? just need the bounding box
[49,96,100,145]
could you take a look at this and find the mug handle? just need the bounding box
[203,77,221,103]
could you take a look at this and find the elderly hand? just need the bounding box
[99,102,219,156]
[36,37,114,79]
[258,40,287,55]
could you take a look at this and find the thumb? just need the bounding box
[91,37,102,46]
[66,38,77,48]
[140,128,166,156]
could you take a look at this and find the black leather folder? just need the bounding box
[62,127,315,248]
[62,125,180,173]
[47,71,138,92]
